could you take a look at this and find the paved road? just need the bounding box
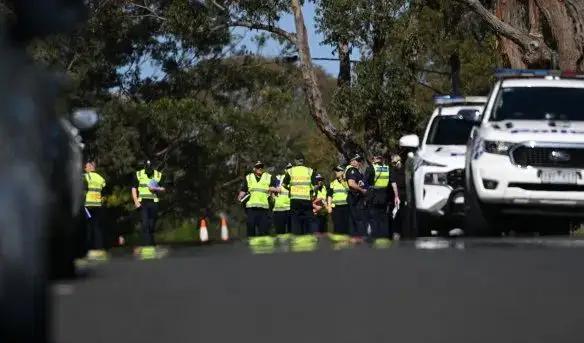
[54,238,584,343]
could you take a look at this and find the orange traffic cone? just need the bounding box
[199,218,209,243]
[220,216,229,242]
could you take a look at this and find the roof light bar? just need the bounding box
[494,68,561,79]
[433,95,488,105]
[560,70,584,78]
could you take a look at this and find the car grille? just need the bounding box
[447,169,465,189]
[511,146,584,169]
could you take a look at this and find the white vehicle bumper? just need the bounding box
[472,153,584,211]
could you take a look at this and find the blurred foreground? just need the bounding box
[55,237,584,343]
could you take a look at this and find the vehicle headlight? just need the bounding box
[424,172,448,185]
[483,140,514,155]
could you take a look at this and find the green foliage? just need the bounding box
[14,0,504,239]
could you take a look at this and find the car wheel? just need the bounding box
[464,169,500,237]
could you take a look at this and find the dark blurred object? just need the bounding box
[0,1,89,342]
[8,0,87,43]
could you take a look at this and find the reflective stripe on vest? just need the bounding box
[330,179,348,206]
[246,172,271,209]
[373,164,390,189]
[289,166,313,200]
[137,169,162,203]
[85,172,106,207]
[273,174,290,212]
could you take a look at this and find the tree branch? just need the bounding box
[415,67,450,76]
[229,20,296,45]
[458,0,537,50]
[128,2,167,21]
[417,81,445,95]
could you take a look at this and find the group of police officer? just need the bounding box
[82,159,165,261]
[81,151,404,261]
[238,152,404,247]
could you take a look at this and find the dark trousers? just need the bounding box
[369,206,389,238]
[390,204,405,236]
[246,208,271,237]
[290,200,315,235]
[85,206,104,250]
[332,205,350,235]
[140,201,158,246]
[349,197,367,237]
[273,210,291,235]
[316,215,328,234]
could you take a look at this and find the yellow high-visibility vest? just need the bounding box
[84,172,106,207]
[273,174,290,212]
[288,166,313,200]
[372,163,390,189]
[330,179,348,206]
[246,172,271,209]
[137,169,162,203]
[315,186,327,202]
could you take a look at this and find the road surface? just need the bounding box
[54,237,584,343]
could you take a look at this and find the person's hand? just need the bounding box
[134,200,141,209]
[327,205,333,214]
[394,196,401,207]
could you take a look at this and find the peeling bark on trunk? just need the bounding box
[462,0,584,71]
[528,0,542,37]
[565,0,584,70]
[535,0,582,70]
[495,0,529,68]
[290,0,363,158]
[462,0,551,67]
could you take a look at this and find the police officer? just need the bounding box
[345,154,368,243]
[366,154,399,246]
[312,173,329,236]
[389,154,405,240]
[272,163,292,240]
[83,159,107,261]
[131,160,165,258]
[328,165,350,241]
[282,153,317,236]
[238,161,278,241]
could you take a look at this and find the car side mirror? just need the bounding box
[71,108,99,130]
[399,134,419,149]
[458,109,482,124]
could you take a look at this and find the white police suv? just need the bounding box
[399,96,487,237]
[465,69,584,236]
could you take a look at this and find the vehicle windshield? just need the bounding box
[491,87,584,121]
[426,115,475,145]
